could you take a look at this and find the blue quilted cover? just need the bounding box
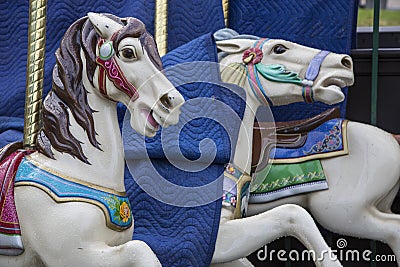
[228,0,358,121]
[123,34,245,266]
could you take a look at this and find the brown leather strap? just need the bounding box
[274,108,340,134]
[252,108,341,173]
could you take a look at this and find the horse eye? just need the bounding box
[273,45,288,54]
[121,48,136,59]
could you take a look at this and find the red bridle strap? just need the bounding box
[96,39,139,102]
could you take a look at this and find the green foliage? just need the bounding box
[358,9,400,26]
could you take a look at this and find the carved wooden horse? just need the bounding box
[0,13,184,266]
[212,29,400,266]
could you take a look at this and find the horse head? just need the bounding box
[217,34,354,107]
[38,13,184,163]
[87,13,184,136]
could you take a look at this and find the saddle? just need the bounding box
[252,108,340,172]
[0,142,30,256]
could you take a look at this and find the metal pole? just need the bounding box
[155,0,168,57]
[222,0,229,27]
[371,0,380,126]
[23,0,47,149]
[370,1,380,265]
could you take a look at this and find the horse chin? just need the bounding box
[313,85,345,105]
[129,108,160,137]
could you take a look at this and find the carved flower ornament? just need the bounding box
[119,201,131,223]
[242,47,263,65]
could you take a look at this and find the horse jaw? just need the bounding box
[125,89,184,138]
[313,85,346,105]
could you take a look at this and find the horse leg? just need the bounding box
[315,205,400,265]
[305,121,400,263]
[377,180,400,213]
[368,209,400,265]
[211,204,342,267]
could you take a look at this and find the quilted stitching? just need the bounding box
[124,34,245,266]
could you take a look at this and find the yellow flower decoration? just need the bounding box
[119,201,131,223]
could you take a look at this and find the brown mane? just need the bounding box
[37,14,161,164]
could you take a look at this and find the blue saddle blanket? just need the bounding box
[250,119,349,203]
[271,119,349,163]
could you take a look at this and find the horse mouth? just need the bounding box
[141,109,160,131]
[324,78,347,89]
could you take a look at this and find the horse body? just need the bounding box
[211,30,400,266]
[0,13,184,266]
[248,121,400,250]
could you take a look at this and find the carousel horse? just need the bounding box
[0,13,185,266]
[122,30,354,266]
[211,29,400,266]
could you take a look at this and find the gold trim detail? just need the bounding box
[23,0,48,149]
[224,169,252,219]
[25,155,126,196]
[222,0,229,27]
[270,120,349,164]
[234,173,251,220]
[155,0,168,56]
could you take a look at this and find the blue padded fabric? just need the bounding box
[125,161,224,267]
[0,117,24,148]
[228,0,359,120]
[123,34,245,266]
[166,0,225,51]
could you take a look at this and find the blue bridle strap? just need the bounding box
[302,50,330,103]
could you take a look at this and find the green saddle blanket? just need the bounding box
[250,119,349,203]
[250,160,327,203]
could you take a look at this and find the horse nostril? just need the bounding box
[341,56,352,69]
[160,93,173,109]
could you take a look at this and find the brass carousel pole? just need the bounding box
[155,0,168,57]
[222,0,229,27]
[23,0,47,149]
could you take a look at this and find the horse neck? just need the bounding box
[32,70,126,192]
[232,91,260,174]
[219,55,261,174]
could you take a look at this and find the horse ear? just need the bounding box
[216,39,252,54]
[87,12,123,40]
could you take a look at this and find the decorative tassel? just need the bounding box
[221,63,247,88]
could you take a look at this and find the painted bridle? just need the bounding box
[242,38,330,105]
[95,34,139,102]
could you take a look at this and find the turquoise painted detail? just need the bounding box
[255,64,303,86]
[14,159,132,231]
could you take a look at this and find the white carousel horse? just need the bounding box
[0,13,184,266]
[211,29,400,266]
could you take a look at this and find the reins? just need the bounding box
[242,39,330,105]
